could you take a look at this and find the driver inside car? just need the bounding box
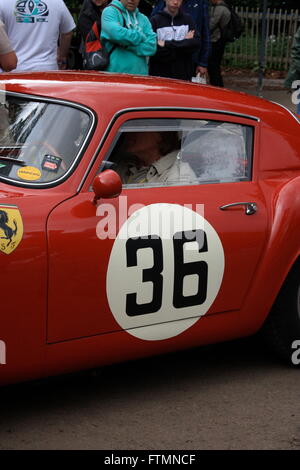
[116,131,198,185]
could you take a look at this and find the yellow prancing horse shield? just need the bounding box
[0,204,23,255]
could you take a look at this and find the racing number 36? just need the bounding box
[125,230,208,316]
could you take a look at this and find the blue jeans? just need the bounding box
[297,101,300,116]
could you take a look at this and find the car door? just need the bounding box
[47,110,268,343]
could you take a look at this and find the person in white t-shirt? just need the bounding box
[0,0,75,72]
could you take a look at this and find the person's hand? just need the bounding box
[196,66,207,77]
[185,30,195,39]
[157,40,165,47]
[58,61,67,70]
[57,54,68,70]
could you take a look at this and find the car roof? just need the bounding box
[1,71,298,132]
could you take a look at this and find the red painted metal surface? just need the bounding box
[0,71,299,386]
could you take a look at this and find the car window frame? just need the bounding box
[83,108,259,193]
[104,118,254,188]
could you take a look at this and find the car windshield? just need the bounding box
[0,93,92,186]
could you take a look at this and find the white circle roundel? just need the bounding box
[106,203,224,341]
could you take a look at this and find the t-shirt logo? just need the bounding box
[14,0,49,23]
[157,25,189,42]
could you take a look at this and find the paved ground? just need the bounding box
[0,338,299,450]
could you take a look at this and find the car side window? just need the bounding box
[0,92,92,187]
[102,118,253,187]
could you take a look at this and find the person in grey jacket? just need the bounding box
[207,0,230,87]
[284,26,300,116]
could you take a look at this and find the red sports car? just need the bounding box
[0,71,299,386]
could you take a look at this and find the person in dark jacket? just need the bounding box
[78,0,109,43]
[149,0,201,81]
[151,0,210,79]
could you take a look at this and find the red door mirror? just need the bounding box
[92,170,122,203]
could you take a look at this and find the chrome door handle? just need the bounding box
[219,202,257,215]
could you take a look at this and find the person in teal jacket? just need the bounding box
[101,0,157,75]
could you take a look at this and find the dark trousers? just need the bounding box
[208,39,226,87]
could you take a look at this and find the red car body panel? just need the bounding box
[0,72,299,386]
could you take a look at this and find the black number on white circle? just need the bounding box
[173,229,208,308]
[126,236,163,316]
[125,230,208,317]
